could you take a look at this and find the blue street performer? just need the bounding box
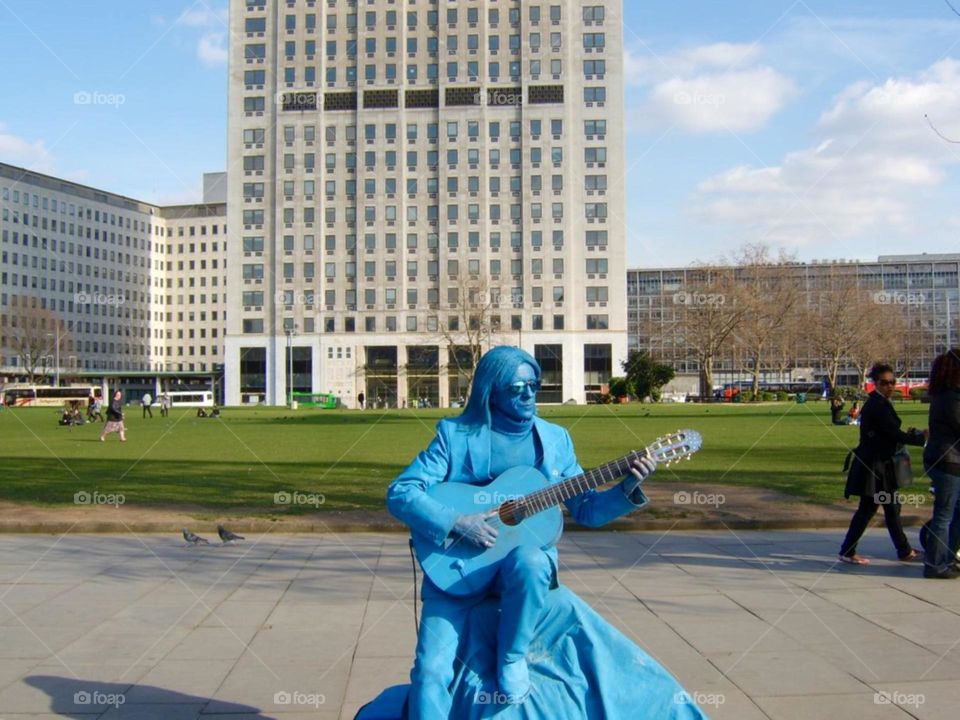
[387,346,707,719]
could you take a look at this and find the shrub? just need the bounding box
[909,387,926,401]
[776,390,789,402]
[835,385,865,401]
[760,391,775,402]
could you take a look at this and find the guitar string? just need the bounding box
[472,434,696,530]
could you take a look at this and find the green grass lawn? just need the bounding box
[0,401,933,513]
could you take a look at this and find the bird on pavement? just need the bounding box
[182,529,210,545]
[218,525,245,543]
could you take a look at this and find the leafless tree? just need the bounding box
[728,244,804,397]
[844,301,906,387]
[674,265,749,398]
[803,268,883,391]
[433,273,506,397]
[2,297,69,383]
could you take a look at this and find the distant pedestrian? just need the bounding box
[90,397,104,422]
[142,391,153,418]
[358,391,365,410]
[160,392,171,417]
[100,391,126,443]
[839,363,926,565]
[921,349,960,579]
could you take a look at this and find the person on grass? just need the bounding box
[99,390,126,443]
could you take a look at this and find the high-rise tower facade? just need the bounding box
[225,0,625,406]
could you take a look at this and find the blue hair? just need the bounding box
[458,345,541,429]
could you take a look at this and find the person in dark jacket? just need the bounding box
[99,390,126,442]
[839,363,926,564]
[921,350,960,579]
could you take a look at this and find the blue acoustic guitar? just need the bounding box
[412,429,702,597]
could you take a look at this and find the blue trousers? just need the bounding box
[925,467,960,573]
[408,545,554,719]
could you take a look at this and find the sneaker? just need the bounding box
[923,565,960,579]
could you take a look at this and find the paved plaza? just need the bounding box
[0,529,958,719]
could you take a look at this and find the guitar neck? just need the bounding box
[520,450,646,515]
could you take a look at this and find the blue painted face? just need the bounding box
[490,362,539,423]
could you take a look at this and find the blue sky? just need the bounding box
[2,1,960,267]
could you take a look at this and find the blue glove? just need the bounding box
[452,511,499,548]
[621,455,657,501]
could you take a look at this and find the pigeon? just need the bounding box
[182,528,209,545]
[218,525,245,543]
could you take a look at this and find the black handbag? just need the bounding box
[892,447,913,488]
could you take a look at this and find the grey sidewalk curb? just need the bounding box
[0,514,928,534]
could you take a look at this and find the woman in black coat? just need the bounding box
[838,363,926,564]
[921,350,960,579]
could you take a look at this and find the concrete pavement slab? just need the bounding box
[0,530,956,719]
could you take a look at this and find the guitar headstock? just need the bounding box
[642,429,702,466]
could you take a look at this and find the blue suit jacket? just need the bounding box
[387,416,649,553]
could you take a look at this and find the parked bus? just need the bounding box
[163,390,214,408]
[3,385,103,408]
[291,392,340,409]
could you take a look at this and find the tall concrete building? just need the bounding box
[225,0,626,406]
[0,162,226,378]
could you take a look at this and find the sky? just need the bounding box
[2,1,960,267]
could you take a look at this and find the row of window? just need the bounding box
[1,216,150,253]
[245,119,606,145]
[267,173,606,197]
[251,146,607,171]
[248,5,583,33]
[245,32,603,61]
[1,186,151,231]
[242,313,609,335]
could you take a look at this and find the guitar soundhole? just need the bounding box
[498,500,526,527]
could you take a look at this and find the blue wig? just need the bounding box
[458,345,541,429]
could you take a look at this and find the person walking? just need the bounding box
[922,349,960,579]
[142,391,153,418]
[160,392,171,417]
[90,396,104,422]
[100,390,127,442]
[839,363,926,564]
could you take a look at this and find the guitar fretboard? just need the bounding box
[517,451,648,515]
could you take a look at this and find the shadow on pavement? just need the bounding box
[23,675,277,718]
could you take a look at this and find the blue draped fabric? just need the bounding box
[447,585,708,719]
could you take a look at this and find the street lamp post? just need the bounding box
[46,326,61,387]
[285,326,297,407]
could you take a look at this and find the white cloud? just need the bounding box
[625,42,761,86]
[0,124,55,174]
[176,7,227,28]
[175,4,228,67]
[626,42,796,134]
[643,67,796,134]
[693,59,960,248]
[198,33,228,66]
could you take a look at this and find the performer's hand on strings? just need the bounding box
[452,511,499,549]
[622,452,657,498]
